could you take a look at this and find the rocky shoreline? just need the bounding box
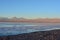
[0,29,60,40]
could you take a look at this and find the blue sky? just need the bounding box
[0,0,60,18]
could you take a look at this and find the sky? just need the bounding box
[0,0,60,18]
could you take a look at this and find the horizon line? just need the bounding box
[0,17,60,19]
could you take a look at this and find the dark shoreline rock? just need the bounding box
[0,29,60,40]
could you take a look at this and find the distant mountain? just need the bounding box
[0,17,9,21]
[0,17,60,23]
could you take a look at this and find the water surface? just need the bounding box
[0,22,60,36]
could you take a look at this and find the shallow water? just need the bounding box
[0,22,60,36]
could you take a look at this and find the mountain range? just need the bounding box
[0,17,60,23]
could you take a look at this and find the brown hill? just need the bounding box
[0,18,60,23]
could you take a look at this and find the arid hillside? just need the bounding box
[0,18,60,23]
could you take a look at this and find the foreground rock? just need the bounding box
[0,29,60,40]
